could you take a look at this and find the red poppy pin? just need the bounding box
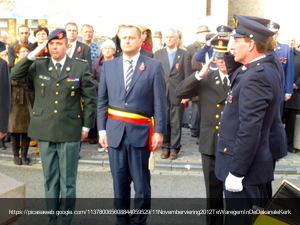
[77,46,82,52]
[175,63,180,69]
[139,62,146,71]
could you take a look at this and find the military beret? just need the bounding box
[216,25,233,36]
[211,39,229,58]
[231,15,275,43]
[47,29,66,42]
[267,21,280,33]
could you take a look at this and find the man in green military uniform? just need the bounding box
[11,29,96,225]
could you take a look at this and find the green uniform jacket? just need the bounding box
[10,56,97,142]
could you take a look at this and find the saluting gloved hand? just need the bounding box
[225,172,244,192]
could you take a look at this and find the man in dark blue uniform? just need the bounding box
[268,22,297,153]
[176,39,230,225]
[215,15,283,225]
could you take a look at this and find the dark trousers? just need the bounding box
[162,103,183,152]
[224,183,269,225]
[39,141,80,225]
[282,107,297,149]
[109,132,151,225]
[201,154,224,225]
[190,101,200,137]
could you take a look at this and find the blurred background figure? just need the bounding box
[81,24,101,63]
[8,25,33,67]
[31,26,50,57]
[111,24,126,57]
[152,31,164,53]
[136,24,153,51]
[0,30,9,62]
[92,39,116,152]
[8,43,34,165]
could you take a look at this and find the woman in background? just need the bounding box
[92,39,116,152]
[8,43,34,165]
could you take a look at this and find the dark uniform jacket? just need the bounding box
[10,56,96,142]
[154,48,192,105]
[284,49,300,110]
[176,70,229,155]
[0,58,10,133]
[215,54,283,185]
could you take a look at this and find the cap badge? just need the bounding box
[57,32,64,39]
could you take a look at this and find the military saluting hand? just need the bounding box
[197,56,214,79]
[31,40,48,57]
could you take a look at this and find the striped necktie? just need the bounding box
[125,60,133,91]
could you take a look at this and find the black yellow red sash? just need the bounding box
[107,107,155,151]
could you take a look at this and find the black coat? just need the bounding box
[0,58,10,133]
[215,54,284,185]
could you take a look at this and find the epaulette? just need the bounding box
[255,63,264,72]
[36,56,49,60]
[74,57,88,63]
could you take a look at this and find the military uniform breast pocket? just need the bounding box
[37,79,52,98]
[65,81,80,97]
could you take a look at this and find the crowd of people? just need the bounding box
[0,15,299,224]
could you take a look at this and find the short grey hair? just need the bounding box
[163,28,179,38]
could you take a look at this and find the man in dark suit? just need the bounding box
[11,29,97,225]
[0,58,10,148]
[8,25,33,67]
[65,22,92,72]
[98,25,167,225]
[176,39,229,225]
[154,28,192,160]
[283,47,300,153]
[215,15,283,225]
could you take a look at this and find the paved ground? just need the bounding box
[1,127,300,175]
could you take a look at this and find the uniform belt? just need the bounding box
[107,107,155,151]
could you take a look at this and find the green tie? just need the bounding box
[56,62,62,77]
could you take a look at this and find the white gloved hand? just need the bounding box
[225,172,244,192]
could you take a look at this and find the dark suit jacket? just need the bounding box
[11,56,97,142]
[154,48,192,105]
[140,48,153,58]
[0,58,10,133]
[97,54,167,148]
[71,41,92,72]
[285,49,300,110]
[176,70,228,155]
[215,54,283,185]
